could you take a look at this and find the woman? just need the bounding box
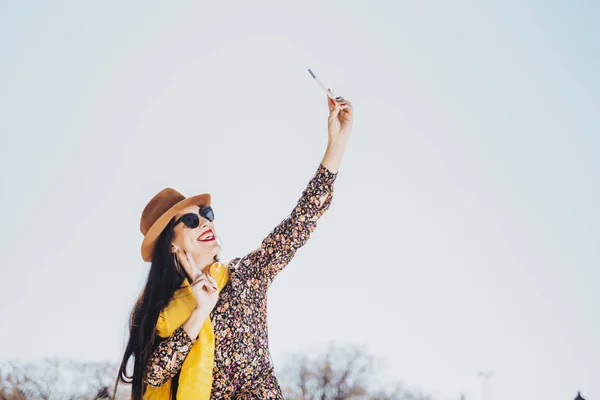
[116,91,353,400]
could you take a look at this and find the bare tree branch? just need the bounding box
[280,344,429,400]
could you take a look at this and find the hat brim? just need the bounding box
[141,193,211,262]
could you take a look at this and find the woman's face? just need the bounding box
[171,205,220,260]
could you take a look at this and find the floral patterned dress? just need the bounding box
[144,164,337,399]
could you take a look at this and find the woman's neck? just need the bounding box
[193,254,216,275]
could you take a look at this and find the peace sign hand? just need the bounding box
[177,250,219,312]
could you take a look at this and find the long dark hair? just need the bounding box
[114,222,186,400]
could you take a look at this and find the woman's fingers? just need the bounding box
[207,275,218,291]
[340,101,353,112]
[327,90,339,110]
[338,97,353,114]
[328,91,353,116]
[190,272,208,285]
[176,250,196,280]
[191,272,218,292]
[336,96,351,107]
[177,250,218,292]
[191,274,217,293]
[184,251,202,281]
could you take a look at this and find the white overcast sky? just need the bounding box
[1,1,598,399]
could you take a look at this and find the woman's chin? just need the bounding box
[193,239,221,256]
[210,242,222,256]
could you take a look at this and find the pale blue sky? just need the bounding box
[1,1,598,399]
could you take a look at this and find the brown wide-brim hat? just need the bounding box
[140,188,211,262]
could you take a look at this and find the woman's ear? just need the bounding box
[171,244,178,253]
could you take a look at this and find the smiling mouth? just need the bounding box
[198,230,215,242]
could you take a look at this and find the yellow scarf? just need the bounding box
[144,262,230,400]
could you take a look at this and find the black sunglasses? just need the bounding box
[172,206,214,229]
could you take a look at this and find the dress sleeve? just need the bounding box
[247,163,337,286]
[144,326,196,387]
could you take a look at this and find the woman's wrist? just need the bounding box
[192,305,211,320]
[327,135,349,148]
[322,138,348,173]
[183,307,211,340]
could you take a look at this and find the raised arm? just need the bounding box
[244,92,353,286]
[246,163,337,285]
[320,89,353,175]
